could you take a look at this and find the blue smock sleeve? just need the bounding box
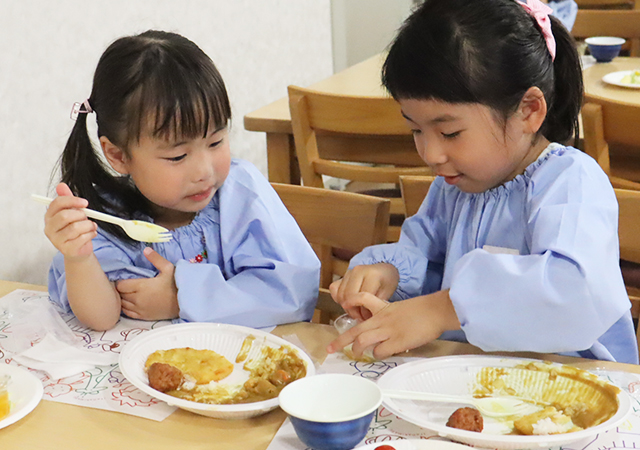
[449,154,630,356]
[548,0,578,31]
[348,181,448,301]
[174,160,320,328]
[48,232,155,312]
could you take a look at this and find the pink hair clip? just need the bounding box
[70,99,93,121]
[518,0,556,61]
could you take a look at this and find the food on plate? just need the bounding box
[0,375,9,420]
[621,70,640,85]
[147,362,184,393]
[472,361,620,435]
[446,407,484,432]
[145,347,234,384]
[144,336,307,405]
[514,406,581,435]
[374,445,397,450]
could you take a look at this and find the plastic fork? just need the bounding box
[31,194,172,243]
[382,390,541,418]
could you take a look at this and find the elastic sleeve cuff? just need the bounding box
[349,244,429,301]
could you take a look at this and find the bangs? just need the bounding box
[124,54,231,145]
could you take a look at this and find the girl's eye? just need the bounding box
[166,154,187,162]
[209,139,223,148]
[442,131,461,139]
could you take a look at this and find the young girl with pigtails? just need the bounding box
[328,0,638,364]
[43,30,320,331]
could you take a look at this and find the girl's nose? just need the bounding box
[191,153,214,182]
[416,136,447,167]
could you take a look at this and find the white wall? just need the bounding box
[330,0,414,72]
[0,0,332,285]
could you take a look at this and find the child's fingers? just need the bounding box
[55,182,74,197]
[116,279,139,296]
[340,291,389,315]
[351,327,390,359]
[326,326,357,353]
[50,218,97,244]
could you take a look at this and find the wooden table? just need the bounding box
[2,280,639,450]
[583,57,640,105]
[245,55,640,185]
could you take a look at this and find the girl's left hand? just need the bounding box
[116,247,179,320]
[326,290,460,360]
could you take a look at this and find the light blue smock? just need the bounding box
[548,0,579,31]
[49,159,321,328]
[350,144,638,364]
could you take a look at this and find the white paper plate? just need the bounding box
[118,322,315,420]
[377,355,631,450]
[358,439,474,450]
[602,70,640,89]
[0,364,43,430]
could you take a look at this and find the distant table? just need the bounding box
[583,56,640,105]
[245,55,640,185]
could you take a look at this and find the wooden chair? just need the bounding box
[615,188,640,353]
[575,0,635,9]
[399,175,436,217]
[572,10,640,56]
[581,102,640,189]
[271,182,390,323]
[288,85,432,242]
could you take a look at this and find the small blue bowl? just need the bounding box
[279,374,383,450]
[586,36,626,63]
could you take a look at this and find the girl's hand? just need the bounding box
[44,183,98,261]
[326,290,460,360]
[330,263,400,321]
[116,247,179,320]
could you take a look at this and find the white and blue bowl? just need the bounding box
[586,36,626,63]
[278,374,382,450]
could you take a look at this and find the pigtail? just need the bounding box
[542,16,583,145]
[59,107,142,244]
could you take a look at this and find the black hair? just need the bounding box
[57,30,231,243]
[382,0,583,144]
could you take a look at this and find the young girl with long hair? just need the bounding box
[328,0,637,364]
[44,30,320,331]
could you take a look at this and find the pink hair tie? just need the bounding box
[70,99,93,121]
[518,0,556,61]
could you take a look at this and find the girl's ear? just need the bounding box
[517,86,548,134]
[100,136,129,174]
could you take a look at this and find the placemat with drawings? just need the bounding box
[0,289,176,421]
[267,350,640,450]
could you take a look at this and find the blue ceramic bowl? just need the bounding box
[586,36,626,63]
[279,374,383,450]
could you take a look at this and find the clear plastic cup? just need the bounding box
[333,314,376,362]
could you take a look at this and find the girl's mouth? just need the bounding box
[442,175,462,185]
[188,187,214,202]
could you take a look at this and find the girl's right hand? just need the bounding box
[329,263,400,321]
[44,183,98,261]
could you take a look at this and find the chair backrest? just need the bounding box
[399,175,436,217]
[582,102,640,189]
[272,182,390,283]
[288,85,432,186]
[575,0,635,8]
[572,10,640,55]
[272,182,390,323]
[614,188,640,354]
[288,85,431,242]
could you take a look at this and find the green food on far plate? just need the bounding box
[620,70,640,85]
